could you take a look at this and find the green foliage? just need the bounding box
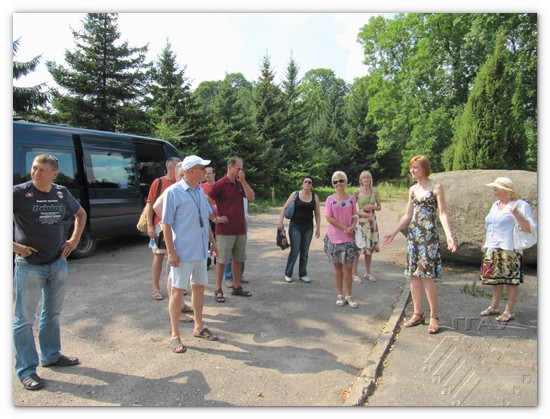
[15,12,537,194]
[450,31,527,170]
[461,281,507,301]
[12,38,49,116]
[46,13,150,132]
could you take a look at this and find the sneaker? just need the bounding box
[224,280,233,288]
[299,276,311,283]
[284,276,293,283]
[240,276,249,283]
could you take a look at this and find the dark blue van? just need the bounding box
[13,120,182,258]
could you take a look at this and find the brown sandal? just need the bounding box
[181,303,194,313]
[428,317,440,334]
[214,288,225,303]
[231,286,252,297]
[404,312,425,327]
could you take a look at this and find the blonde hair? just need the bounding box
[409,155,431,176]
[331,171,348,183]
[358,170,373,185]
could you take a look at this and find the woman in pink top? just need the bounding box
[324,171,359,308]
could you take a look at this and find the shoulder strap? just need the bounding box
[156,177,163,199]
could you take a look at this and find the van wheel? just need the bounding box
[70,231,97,259]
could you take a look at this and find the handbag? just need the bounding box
[284,191,298,220]
[513,224,537,250]
[276,227,290,250]
[355,224,366,249]
[136,177,163,233]
[136,208,148,233]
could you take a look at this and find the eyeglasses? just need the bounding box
[303,180,313,184]
[333,179,346,185]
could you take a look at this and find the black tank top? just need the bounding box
[291,193,316,228]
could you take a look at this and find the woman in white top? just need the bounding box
[479,177,536,322]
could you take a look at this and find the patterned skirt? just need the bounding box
[324,235,357,265]
[357,215,380,255]
[480,247,523,285]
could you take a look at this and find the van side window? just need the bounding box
[86,151,135,189]
[24,150,77,189]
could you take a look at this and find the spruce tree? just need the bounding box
[13,38,49,117]
[46,13,150,133]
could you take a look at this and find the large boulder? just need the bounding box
[431,170,538,266]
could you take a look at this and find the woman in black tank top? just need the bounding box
[278,176,321,283]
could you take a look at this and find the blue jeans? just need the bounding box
[13,256,68,379]
[224,259,245,280]
[285,222,313,278]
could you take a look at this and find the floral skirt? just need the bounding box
[324,235,357,265]
[357,216,380,255]
[480,247,523,285]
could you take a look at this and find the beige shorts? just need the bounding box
[216,234,247,265]
[171,260,208,290]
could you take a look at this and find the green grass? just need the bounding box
[460,281,507,301]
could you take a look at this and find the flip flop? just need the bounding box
[193,327,219,341]
[169,337,186,353]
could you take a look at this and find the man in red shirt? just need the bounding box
[206,157,255,303]
[145,157,181,301]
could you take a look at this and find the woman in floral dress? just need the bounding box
[383,155,457,334]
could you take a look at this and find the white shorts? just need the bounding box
[170,260,208,290]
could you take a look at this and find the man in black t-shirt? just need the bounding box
[13,154,87,391]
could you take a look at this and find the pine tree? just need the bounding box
[46,13,150,133]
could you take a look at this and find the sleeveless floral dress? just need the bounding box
[405,188,442,279]
[356,193,380,254]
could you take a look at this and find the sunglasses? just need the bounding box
[303,180,313,184]
[333,179,346,185]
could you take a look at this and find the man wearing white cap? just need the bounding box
[162,155,220,353]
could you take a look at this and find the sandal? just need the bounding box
[193,327,219,341]
[336,294,345,307]
[169,337,186,353]
[496,311,515,322]
[152,289,164,300]
[214,288,225,303]
[428,317,440,334]
[231,286,252,297]
[352,275,363,284]
[179,313,193,323]
[404,312,425,327]
[345,295,358,309]
[181,303,194,313]
[365,274,377,282]
[480,306,500,316]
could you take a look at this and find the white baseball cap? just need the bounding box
[182,155,211,171]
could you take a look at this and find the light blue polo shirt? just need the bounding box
[162,179,213,262]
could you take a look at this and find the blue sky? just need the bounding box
[12,12,380,90]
